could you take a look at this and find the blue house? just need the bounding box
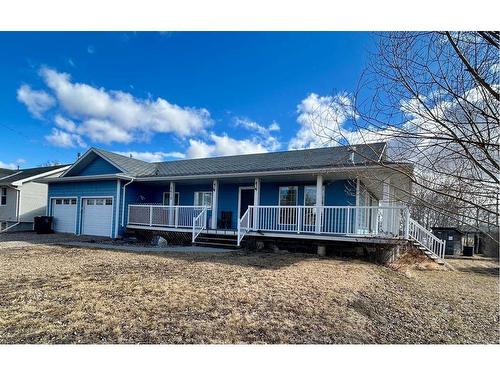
[42,142,445,257]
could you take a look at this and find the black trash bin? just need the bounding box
[34,216,53,234]
[463,246,474,257]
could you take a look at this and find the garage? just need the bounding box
[51,198,77,233]
[81,197,114,237]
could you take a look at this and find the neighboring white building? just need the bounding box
[0,165,69,232]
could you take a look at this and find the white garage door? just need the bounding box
[81,198,113,237]
[52,198,77,233]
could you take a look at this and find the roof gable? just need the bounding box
[64,152,122,177]
[0,165,69,185]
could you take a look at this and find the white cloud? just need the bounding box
[187,133,273,159]
[37,67,212,144]
[78,118,133,144]
[234,117,280,137]
[45,128,86,148]
[288,93,359,150]
[0,158,26,170]
[113,151,186,162]
[16,84,55,118]
[0,161,17,169]
[54,115,77,132]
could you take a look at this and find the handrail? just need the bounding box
[246,205,406,238]
[408,218,446,259]
[237,207,252,246]
[128,205,208,228]
[192,207,207,242]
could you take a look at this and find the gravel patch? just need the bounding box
[0,243,498,344]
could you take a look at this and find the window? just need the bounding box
[105,198,113,205]
[279,186,298,206]
[303,186,325,226]
[279,186,298,226]
[194,191,212,207]
[303,186,325,206]
[1,187,6,205]
[163,192,180,205]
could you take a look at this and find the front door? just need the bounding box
[239,188,254,218]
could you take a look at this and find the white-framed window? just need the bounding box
[1,187,6,206]
[279,186,298,206]
[163,192,180,205]
[194,191,212,207]
[54,198,76,205]
[303,186,325,226]
[303,186,325,206]
[279,186,298,225]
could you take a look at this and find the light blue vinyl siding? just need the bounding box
[48,180,120,238]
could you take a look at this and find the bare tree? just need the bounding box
[312,31,499,243]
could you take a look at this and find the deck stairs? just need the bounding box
[193,230,240,249]
[408,218,446,265]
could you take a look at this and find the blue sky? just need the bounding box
[0,32,372,168]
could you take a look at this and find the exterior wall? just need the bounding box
[66,156,121,177]
[48,180,120,238]
[19,182,49,222]
[123,179,356,230]
[0,186,18,222]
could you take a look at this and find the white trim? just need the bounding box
[211,179,219,229]
[115,180,120,238]
[40,173,133,183]
[12,166,70,185]
[79,195,114,238]
[121,178,134,227]
[50,196,78,234]
[238,186,254,221]
[60,148,127,178]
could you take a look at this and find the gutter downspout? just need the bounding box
[121,178,135,227]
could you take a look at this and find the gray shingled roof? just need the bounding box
[0,168,13,178]
[0,165,69,185]
[95,142,387,178]
[94,149,158,176]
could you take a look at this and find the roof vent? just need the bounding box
[77,152,81,159]
[130,154,133,158]
[154,168,160,176]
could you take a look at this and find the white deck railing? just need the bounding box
[408,218,446,259]
[192,207,208,242]
[128,204,209,229]
[238,205,409,245]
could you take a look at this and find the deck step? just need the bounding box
[194,232,239,249]
[193,241,240,249]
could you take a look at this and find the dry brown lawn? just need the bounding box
[0,243,498,344]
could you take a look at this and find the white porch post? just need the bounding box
[315,174,323,234]
[168,181,175,225]
[211,179,219,229]
[381,177,391,234]
[253,178,261,230]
